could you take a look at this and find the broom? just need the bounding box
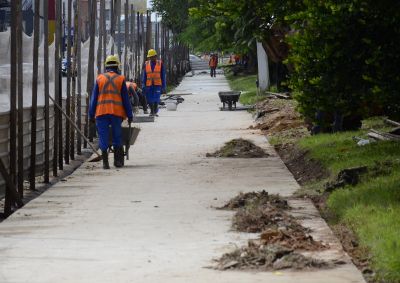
[49,96,102,162]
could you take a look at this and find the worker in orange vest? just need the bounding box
[209,53,218,77]
[142,49,166,117]
[126,79,149,114]
[89,55,133,169]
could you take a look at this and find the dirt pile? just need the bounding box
[207,139,269,158]
[252,98,306,134]
[215,243,329,271]
[218,190,287,210]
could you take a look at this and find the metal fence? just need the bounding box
[1,0,189,217]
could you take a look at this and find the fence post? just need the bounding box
[29,0,41,191]
[17,0,25,193]
[44,0,50,182]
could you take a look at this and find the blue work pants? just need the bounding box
[96,114,122,151]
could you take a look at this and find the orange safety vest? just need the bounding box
[209,57,217,68]
[95,72,127,118]
[145,60,162,87]
[126,81,138,96]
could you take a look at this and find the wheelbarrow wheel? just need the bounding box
[125,144,130,160]
[228,101,233,111]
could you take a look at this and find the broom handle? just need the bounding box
[49,96,101,158]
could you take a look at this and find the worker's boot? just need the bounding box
[102,150,110,170]
[114,147,125,168]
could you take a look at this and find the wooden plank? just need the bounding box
[384,119,400,127]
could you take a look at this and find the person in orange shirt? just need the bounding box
[209,53,218,77]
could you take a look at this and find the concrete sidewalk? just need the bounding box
[0,72,365,283]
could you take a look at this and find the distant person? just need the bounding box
[209,53,218,78]
[234,54,240,65]
[142,49,166,117]
[89,55,133,169]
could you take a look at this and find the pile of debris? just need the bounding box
[215,243,329,271]
[214,191,330,271]
[207,139,269,158]
[218,190,287,210]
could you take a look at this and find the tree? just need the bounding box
[287,0,400,130]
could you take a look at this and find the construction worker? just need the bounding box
[126,79,149,114]
[142,49,166,117]
[209,53,218,77]
[89,55,133,169]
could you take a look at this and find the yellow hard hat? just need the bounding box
[105,55,120,67]
[147,49,157,58]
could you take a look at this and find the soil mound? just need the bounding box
[252,99,306,134]
[207,139,269,158]
[218,190,287,210]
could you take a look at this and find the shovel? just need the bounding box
[49,96,102,162]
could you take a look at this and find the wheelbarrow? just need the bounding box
[218,91,241,111]
[109,122,140,160]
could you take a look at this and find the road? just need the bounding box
[0,71,365,282]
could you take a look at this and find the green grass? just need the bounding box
[298,118,400,282]
[225,73,265,105]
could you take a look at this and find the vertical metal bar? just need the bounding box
[110,0,115,54]
[86,0,96,143]
[130,5,135,80]
[65,0,72,165]
[146,11,151,51]
[101,0,106,65]
[77,0,82,155]
[117,0,121,59]
[17,0,24,194]
[136,11,140,82]
[44,0,50,182]
[53,0,61,176]
[140,13,145,65]
[7,0,18,215]
[124,0,128,77]
[58,0,64,171]
[97,0,103,75]
[70,0,78,161]
[30,0,40,191]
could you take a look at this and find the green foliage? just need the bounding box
[287,0,400,121]
[225,73,264,105]
[151,0,190,34]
